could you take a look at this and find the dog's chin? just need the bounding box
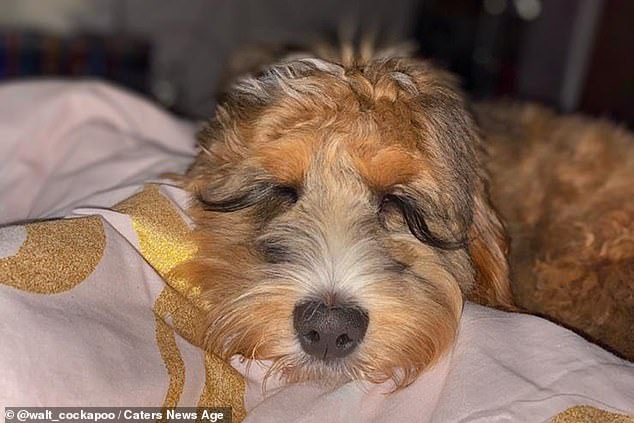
[230,333,457,392]
[266,354,363,389]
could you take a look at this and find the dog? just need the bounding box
[178,47,633,389]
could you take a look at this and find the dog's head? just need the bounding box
[182,52,513,388]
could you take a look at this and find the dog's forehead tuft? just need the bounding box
[230,56,426,109]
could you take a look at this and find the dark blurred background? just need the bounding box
[0,0,632,125]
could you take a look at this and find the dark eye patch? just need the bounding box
[272,185,299,204]
[255,236,292,264]
[379,193,400,213]
[379,193,466,250]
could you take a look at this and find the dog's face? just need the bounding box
[183,55,512,388]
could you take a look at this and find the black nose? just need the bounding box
[293,300,369,360]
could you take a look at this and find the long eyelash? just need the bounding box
[389,194,466,250]
[198,183,298,212]
[197,182,275,212]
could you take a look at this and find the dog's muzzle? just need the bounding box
[293,300,369,360]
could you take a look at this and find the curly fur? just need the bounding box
[479,103,634,359]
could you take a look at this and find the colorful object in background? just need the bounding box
[0,31,150,93]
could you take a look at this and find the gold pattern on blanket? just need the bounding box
[153,309,186,409]
[0,216,105,293]
[198,351,248,422]
[116,185,246,421]
[152,282,247,422]
[115,185,198,292]
[550,405,633,422]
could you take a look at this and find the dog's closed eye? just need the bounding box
[378,193,400,213]
[197,181,299,213]
[379,192,466,250]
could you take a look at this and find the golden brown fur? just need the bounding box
[478,103,634,359]
[177,48,632,390]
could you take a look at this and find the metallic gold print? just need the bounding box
[550,405,633,423]
[116,185,246,419]
[0,216,105,293]
[154,307,185,410]
[154,280,247,420]
[114,185,197,287]
[198,353,248,423]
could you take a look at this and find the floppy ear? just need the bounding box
[466,187,516,310]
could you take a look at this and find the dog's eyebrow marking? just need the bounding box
[254,138,316,186]
[351,146,423,192]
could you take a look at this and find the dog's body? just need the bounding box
[479,103,634,359]
[179,49,633,389]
